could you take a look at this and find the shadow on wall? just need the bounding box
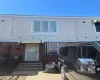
[0,56,23,74]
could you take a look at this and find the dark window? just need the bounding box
[15,48,20,50]
[59,47,68,56]
[67,46,77,58]
[95,22,100,32]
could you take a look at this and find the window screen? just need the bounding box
[34,21,40,32]
[50,21,56,32]
[42,21,48,32]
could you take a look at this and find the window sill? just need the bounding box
[31,32,58,35]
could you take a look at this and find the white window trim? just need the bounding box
[31,20,59,35]
[93,23,100,35]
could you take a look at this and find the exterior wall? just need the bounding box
[1,15,100,63]
[75,17,100,41]
[0,15,100,42]
[0,42,25,58]
[0,15,13,41]
[10,43,25,57]
[0,42,9,57]
[39,43,58,64]
[11,16,77,42]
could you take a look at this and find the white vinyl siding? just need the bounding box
[2,15,100,42]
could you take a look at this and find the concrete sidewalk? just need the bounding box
[11,70,61,80]
[25,71,61,80]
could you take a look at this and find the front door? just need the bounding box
[25,44,39,61]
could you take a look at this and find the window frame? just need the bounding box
[31,20,58,35]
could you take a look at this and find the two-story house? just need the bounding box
[0,15,100,64]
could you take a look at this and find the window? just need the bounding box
[34,21,41,32]
[45,42,58,55]
[50,21,56,32]
[33,20,57,33]
[42,21,48,32]
[15,48,20,50]
[95,22,100,32]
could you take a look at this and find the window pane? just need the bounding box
[34,21,40,31]
[95,22,100,32]
[42,21,48,32]
[50,21,56,32]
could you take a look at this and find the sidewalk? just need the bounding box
[26,71,61,80]
[11,70,61,80]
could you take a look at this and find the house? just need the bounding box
[0,14,100,64]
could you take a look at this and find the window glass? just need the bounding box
[42,21,48,32]
[34,21,40,32]
[95,22,100,32]
[50,21,56,32]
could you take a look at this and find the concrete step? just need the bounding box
[17,65,42,68]
[14,67,43,71]
[20,62,42,65]
[13,62,43,71]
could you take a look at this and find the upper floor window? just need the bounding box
[50,21,56,32]
[33,20,57,33]
[34,21,41,32]
[95,22,100,32]
[42,21,49,32]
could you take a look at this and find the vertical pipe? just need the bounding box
[57,42,59,55]
[76,47,78,58]
[81,46,82,57]
[87,46,88,57]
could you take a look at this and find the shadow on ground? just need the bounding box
[0,70,43,80]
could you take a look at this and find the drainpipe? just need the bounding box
[76,47,78,58]
[74,17,78,41]
[11,16,14,36]
[81,46,82,58]
[8,43,11,59]
[57,42,59,55]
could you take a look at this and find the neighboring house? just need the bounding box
[0,14,100,64]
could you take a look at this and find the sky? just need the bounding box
[0,0,100,16]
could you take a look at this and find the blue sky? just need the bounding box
[0,0,100,16]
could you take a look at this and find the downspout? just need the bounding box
[11,16,14,37]
[76,46,78,58]
[74,17,78,42]
[57,42,59,55]
[8,16,14,59]
[81,46,82,57]
[8,43,11,58]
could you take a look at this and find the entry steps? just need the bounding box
[14,62,43,71]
